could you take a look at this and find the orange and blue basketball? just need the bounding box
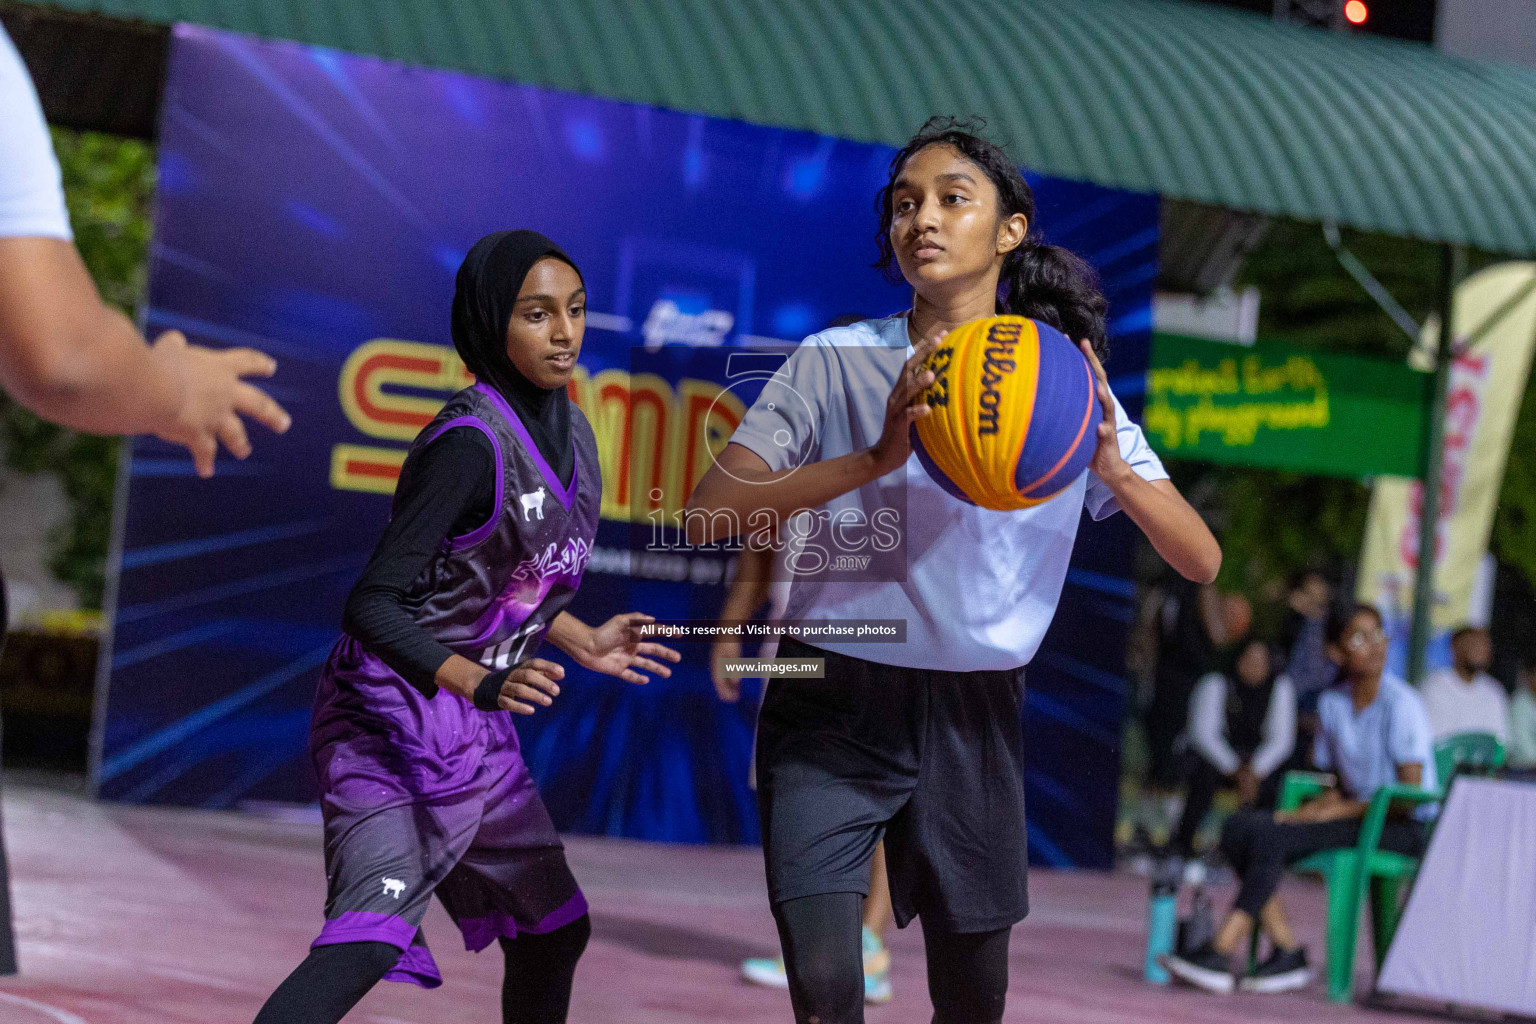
[910,316,1101,510]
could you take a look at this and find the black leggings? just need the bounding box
[1220,809,1427,917]
[773,893,1009,1024]
[1171,758,1282,858]
[252,914,591,1024]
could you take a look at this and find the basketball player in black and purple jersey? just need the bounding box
[253,231,679,1024]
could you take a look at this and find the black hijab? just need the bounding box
[451,230,582,485]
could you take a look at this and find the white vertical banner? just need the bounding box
[1357,263,1536,675]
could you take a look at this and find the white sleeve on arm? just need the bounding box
[0,27,73,241]
[1084,389,1170,521]
[726,337,832,473]
[1389,689,1434,772]
[1250,675,1297,779]
[1390,689,1441,820]
[1187,673,1240,775]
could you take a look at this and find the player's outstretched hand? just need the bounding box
[580,612,682,685]
[474,658,566,715]
[150,329,292,478]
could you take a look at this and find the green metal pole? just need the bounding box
[1407,244,1463,685]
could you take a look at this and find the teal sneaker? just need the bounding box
[741,954,789,990]
[741,929,892,1003]
[862,926,893,1004]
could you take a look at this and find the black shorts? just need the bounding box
[755,637,1029,933]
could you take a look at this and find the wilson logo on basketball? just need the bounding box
[911,316,1101,511]
[977,321,1024,437]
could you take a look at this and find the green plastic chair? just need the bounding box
[1269,774,1437,1002]
[1433,730,1505,786]
[1253,732,1505,1003]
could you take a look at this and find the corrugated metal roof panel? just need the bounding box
[11,0,1536,252]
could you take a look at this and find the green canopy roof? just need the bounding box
[10,0,1536,252]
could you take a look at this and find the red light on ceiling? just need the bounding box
[1344,0,1369,24]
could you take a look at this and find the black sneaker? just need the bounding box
[1239,946,1314,994]
[1160,944,1235,994]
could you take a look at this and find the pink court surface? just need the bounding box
[1,777,1398,1024]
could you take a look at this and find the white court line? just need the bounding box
[0,991,90,1024]
[23,943,255,993]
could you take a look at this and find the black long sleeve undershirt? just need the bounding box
[341,427,497,695]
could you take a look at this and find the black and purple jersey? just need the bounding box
[306,381,601,986]
[391,381,600,672]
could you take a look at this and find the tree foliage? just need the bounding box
[1181,217,1536,607]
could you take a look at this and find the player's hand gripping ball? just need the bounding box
[910,316,1102,510]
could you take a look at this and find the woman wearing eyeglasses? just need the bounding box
[1162,602,1437,996]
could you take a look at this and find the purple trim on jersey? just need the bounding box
[313,910,416,949]
[421,415,506,549]
[311,911,444,988]
[385,944,443,988]
[524,890,590,933]
[473,382,579,509]
[457,890,590,952]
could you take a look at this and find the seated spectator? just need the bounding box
[1509,655,1536,770]
[1162,603,1437,996]
[1146,577,1226,796]
[1170,638,1296,859]
[1419,626,1508,743]
[1279,569,1334,708]
[1277,571,1333,774]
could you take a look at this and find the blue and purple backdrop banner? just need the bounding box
[94,24,1158,868]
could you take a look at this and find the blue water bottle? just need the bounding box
[1143,857,1180,984]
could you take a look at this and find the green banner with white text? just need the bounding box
[1144,333,1428,479]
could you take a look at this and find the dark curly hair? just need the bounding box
[1323,601,1385,686]
[874,116,1109,358]
[1326,601,1383,647]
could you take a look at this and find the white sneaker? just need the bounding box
[1160,947,1235,994]
[1238,947,1314,994]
